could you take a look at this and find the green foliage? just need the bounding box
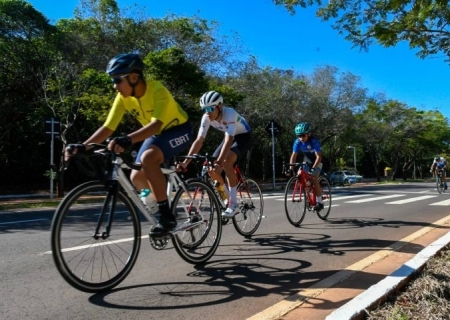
[144,47,208,99]
[1,0,450,190]
[273,0,450,62]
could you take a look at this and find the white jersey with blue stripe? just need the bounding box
[433,157,447,168]
[197,106,251,138]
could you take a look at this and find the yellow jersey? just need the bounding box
[103,79,188,134]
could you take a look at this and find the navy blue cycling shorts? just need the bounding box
[136,121,193,163]
[212,132,252,162]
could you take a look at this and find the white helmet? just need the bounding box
[199,91,223,108]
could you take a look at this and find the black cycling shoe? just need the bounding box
[314,202,324,212]
[149,213,177,236]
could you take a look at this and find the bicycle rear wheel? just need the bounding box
[316,177,332,220]
[284,176,307,226]
[171,180,222,264]
[51,181,141,293]
[437,176,444,194]
[233,178,264,237]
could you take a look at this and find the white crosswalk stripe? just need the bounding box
[430,198,450,206]
[270,192,450,206]
[345,194,404,203]
[386,195,438,204]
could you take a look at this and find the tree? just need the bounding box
[273,0,450,62]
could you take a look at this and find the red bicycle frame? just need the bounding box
[291,164,316,206]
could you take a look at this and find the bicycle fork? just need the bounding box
[93,182,119,240]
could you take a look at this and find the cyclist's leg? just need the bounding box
[139,122,193,234]
[443,169,448,189]
[311,164,324,211]
[217,133,251,217]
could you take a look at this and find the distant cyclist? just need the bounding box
[430,155,447,190]
[177,91,252,218]
[287,122,324,211]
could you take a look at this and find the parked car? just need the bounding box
[329,170,363,185]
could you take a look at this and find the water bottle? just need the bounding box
[214,181,228,201]
[140,189,158,214]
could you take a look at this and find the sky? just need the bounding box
[29,0,450,118]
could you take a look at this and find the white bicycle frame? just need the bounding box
[109,155,196,229]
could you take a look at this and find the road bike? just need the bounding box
[183,154,264,237]
[50,144,222,293]
[435,169,446,194]
[283,163,332,226]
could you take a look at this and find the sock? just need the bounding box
[316,196,323,203]
[229,186,237,206]
[157,200,171,217]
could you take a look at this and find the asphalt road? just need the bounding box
[1,182,449,320]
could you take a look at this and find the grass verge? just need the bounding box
[366,246,450,319]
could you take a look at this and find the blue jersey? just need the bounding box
[292,136,321,164]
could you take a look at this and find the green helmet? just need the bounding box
[294,122,312,135]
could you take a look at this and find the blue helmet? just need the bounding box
[106,53,145,76]
[294,122,312,135]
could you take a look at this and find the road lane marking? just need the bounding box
[346,194,404,203]
[386,195,437,204]
[430,198,450,206]
[0,219,47,225]
[44,235,149,254]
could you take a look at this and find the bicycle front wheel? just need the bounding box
[51,181,141,293]
[284,176,307,226]
[437,176,444,194]
[171,180,222,264]
[233,178,264,237]
[316,177,332,220]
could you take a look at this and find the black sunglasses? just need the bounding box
[297,134,307,138]
[111,74,130,84]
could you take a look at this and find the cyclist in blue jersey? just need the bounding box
[178,91,252,218]
[288,122,324,211]
[431,155,447,190]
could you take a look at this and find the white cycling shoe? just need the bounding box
[222,204,239,218]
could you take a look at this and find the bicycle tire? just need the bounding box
[232,178,264,237]
[284,176,307,226]
[171,180,222,264]
[316,176,332,220]
[51,181,141,293]
[437,176,444,194]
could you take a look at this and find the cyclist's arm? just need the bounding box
[182,136,205,166]
[289,152,298,166]
[127,119,163,143]
[312,150,323,170]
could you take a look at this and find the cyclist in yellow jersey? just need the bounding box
[65,53,193,235]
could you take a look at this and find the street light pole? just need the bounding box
[348,146,356,172]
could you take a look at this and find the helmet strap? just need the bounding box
[215,106,222,121]
[126,75,140,97]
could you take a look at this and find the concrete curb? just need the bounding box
[326,230,450,320]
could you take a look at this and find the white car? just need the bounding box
[329,170,363,185]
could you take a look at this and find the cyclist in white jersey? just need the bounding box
[431,155,448,190]
[178,91,252,217]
